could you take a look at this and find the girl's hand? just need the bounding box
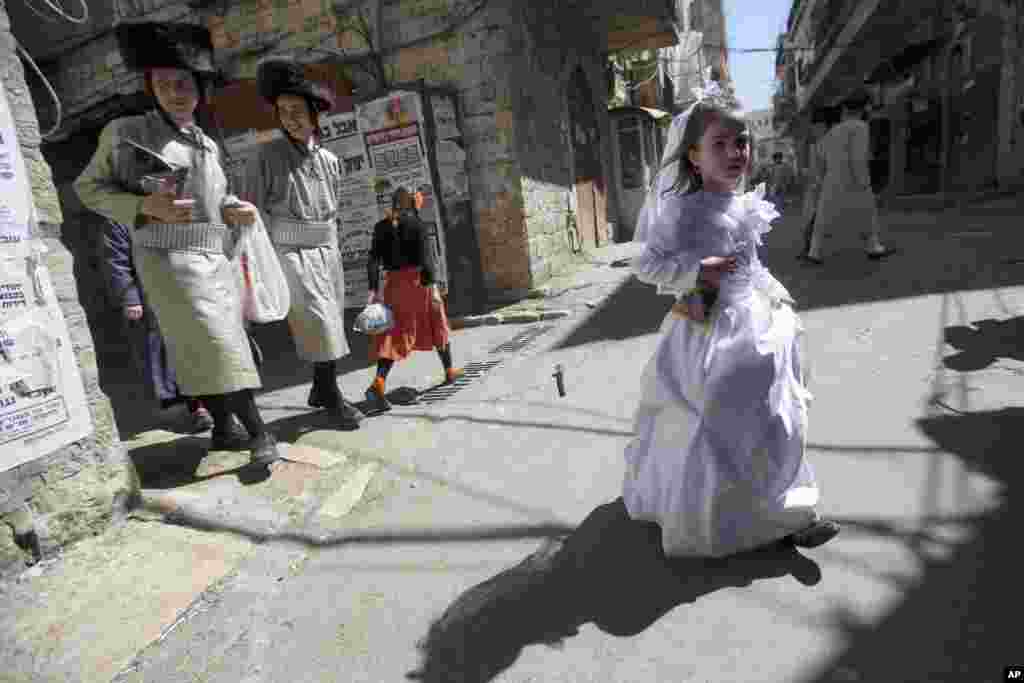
[671,298,706,322]
[698,255,738,288]
[430,285,443,309]
[222,203,258,227]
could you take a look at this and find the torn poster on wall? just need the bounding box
[0,241,92,471]
[0,86,92,471]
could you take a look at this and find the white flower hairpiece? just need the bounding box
[736,183,781,246]
[690,66,728,106]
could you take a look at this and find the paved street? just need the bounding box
[4,196,1024,682]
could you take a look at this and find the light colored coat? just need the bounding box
[74,111,260,396]
[248,136,350,363]
[813,118,881,251]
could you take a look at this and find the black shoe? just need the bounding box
[209,421,250,451]
[248,432,281,467]
[799,254,825,266]
[867,247,897,261]
[788,520,841,548]
[307,385,327,408]
[327,398,365,430]
[189,407,215,434]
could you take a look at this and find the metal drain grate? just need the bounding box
[488,324,556,355]
[415,359,505,404]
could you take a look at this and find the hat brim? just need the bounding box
[116,22,219,75]
[257,57,334,113]
[270,84,334,113]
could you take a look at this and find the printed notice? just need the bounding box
[0,245,91,470]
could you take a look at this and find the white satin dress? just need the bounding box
[623,188,821,558]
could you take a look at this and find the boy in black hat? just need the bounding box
[247,56,364,429]
[75,22,280,466]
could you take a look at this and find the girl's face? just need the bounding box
[276,94,316,143]
[149,68,200,122]
[688,117,751,192]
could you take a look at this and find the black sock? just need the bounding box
[376,359,394,381]
[313,361,338,394]
[437,344,453,371]
[228,389,265,438]
[201,395,231,435]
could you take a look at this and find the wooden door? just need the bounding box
[568,68,607,247]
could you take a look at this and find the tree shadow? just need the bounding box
[943,316,1024,371]
[806,407,1022,682]
[407,498,823,683]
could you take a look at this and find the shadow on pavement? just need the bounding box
[129,437,272,489]
[551,204,1024,352]
[762,207,1024,313]
[407,499,822,683]
[806,407,1021,683]
[942,315,1024,371]
[553,277,676,350]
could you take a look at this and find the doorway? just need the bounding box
[567,67,608,248]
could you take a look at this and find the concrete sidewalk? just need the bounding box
[0,242,641,683]
[3,191,1022,681]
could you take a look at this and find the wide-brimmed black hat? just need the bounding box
[257,57,335,113]
[115,22,218,76]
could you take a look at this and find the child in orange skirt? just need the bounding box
[365,187,463,410]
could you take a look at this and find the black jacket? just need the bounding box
[367,210,436,290]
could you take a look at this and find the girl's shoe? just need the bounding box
[365,377,391,413]
[445,367,465,384]
[788,520,841,548]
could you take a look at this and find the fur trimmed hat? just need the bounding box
[115,22,218,76]
[257,57,335,113]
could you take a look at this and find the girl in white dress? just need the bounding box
[624,88,840,558]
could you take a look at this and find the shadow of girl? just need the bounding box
[407,498,822,683]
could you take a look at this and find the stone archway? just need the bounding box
[567,66,608,248]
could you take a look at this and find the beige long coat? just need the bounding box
[74,111,260,396]
[247,136,350,363]
[813,118,882,251]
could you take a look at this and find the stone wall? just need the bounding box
[0,1,136,579]
[510,3,616,286]
[29,0,644,311]
[378,0,619,299]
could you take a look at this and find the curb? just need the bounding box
[450,309,571,330]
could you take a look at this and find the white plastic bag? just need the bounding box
[232,212,290,323]
[353,303,395,335]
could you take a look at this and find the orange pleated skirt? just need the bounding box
[370,267,450,361]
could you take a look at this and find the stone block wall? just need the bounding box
[0,2,136,580]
